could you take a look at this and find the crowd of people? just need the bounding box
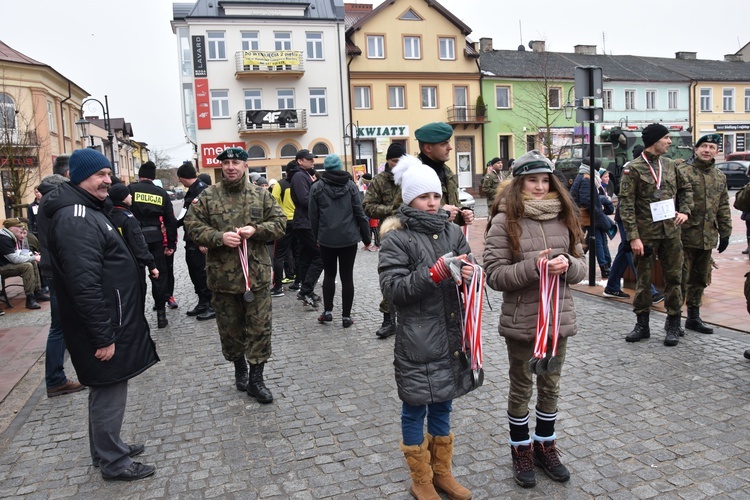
[4,120,748,495]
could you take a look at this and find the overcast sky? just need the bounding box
[3,0,748,167]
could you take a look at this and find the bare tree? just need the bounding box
[0,82,46,218]
[151,149,173,170]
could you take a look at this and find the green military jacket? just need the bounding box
[363,170,399,220]
[678,157,732,250]
[390,153,466,226]
[735,184,750,212]
[481,170,509,207]
[184,174,286,294]
[619,151,693,242]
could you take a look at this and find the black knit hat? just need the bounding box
[177,162,197,179]
[197,173,212,185]
[138,161,157,179]
[108,183,131,203]
[386,143,406,160]
[642,123,670,149]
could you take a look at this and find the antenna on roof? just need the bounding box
[519,21,523,47]
[602,32,606,54]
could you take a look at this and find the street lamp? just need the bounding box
[563,87,578,120]
[74,117,92,146]
[79,95,116,176]
[345,121,362,168]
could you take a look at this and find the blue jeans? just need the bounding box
[45,278,69,389]
[402,400,452,446]
[595,229,612,267]
[606,220,657,296]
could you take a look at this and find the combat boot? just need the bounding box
[25,294,41,309]
[664,315,681,346]
[510,443,536,488]
[234,358,248,391]
[685,306,713,334]
[375,312,395,339]
[186,301,209,316]
[533,439,570,482]
[156,309,168,329]
[196,306,216,321]
[625,313,650,342]
[247,363,273,404]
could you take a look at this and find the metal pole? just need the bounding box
[104,95,116,177]
[588,118,597,286]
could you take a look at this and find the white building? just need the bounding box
[171,0,349,181]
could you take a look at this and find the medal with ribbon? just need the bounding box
[641,152,663,200]
[457,255,485,388]
[529,258,564,375]
[237,229,254,302]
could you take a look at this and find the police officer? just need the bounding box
[482,157,507,208]
[176,161,215,320]
[363,143,404,338]
[678,134,732,334]
[618,123,693,346]
[393,122,474,226]
[129,161,178,329]
[184,147,286,404]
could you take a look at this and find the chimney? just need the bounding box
[344,3,372,12]
[479,37,493,53]
[725,54,744,62]
[529,40,545,53]
[574,44,597,55]
[675,51,697,60]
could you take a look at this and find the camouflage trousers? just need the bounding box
[633,237,684,316]
[212,289,272,365]
[0,261,41,295]
[681,246,712,308]
[505,337,567,417]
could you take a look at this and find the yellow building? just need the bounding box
[0,40,88,216]
[345,0,484,190]
[691,80,750,157]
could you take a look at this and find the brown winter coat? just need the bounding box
[483,209,587,343]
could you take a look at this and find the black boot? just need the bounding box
[156,309,168,329]
[234,358,248,391]
[186,301,209,317]
[626,313,650,342]
[600,265,610,279]
[685,306,713,334]
[375,312,395,338]
[247,363,273,404]
[196,306,216,321]
[510,444,536,488]
[664,315,681,346]
[25,294,41,310]
[743,237,750,254]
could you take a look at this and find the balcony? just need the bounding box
[237,109,307,135]
[446,105,489,129]
[0,128,39,147]
[235,51,305,79]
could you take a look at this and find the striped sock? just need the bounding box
[508,412,530,444]
[535,408,557,439]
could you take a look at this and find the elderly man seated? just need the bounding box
[0,218,50,309]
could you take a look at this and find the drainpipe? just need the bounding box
[59,80,72,153]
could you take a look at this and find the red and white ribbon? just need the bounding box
[458,257,484,371]
[237,229,251,293]
[533,259,563,361]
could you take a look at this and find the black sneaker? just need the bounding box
[533,440,570,482]
[603,288,630,299]
[652,292,665,304]
[270,287,284,297]
[318,311,333,323]
[289,282,301,291]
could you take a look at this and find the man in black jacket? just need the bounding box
[44,148,159,481]
[129,161,178,328]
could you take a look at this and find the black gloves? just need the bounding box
[717,236,729,254]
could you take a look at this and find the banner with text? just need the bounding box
[244,110,298,127]
[242,50,301,67]
[195,78,211,130]
[201,142,246,168]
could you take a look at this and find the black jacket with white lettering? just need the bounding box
[129,179,178,248]
[43,182,159,386]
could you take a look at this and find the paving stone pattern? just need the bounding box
[2,226,750,499]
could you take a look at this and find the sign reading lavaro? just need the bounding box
[0,156,38,168]
[201,142,246,168]
[195,78,211,130]
[192,36,207,78]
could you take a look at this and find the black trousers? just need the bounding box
[146,240,169,310]
[294,228,323,296]
[185,241,211,303]
[319,244,358,317]
[272,221,296,289]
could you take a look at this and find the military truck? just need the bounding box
[555,126,694,195]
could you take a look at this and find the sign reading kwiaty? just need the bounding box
[355,125,409,138]
[242,50,301,67]
[244,110,298,127]
[201,142,246,168]
[195,78,211,130]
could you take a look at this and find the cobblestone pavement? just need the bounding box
[2,224,750,499]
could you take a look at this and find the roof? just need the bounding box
[88,118,134,138]
[174,0,344,22]
[347,0,470,35]
[0,40,89,96]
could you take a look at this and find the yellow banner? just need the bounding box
[242,50,301,66]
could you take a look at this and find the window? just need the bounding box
[274,32,292,50]
[353,86,371,109]
[306,32,323,60]
[367,35,384,59]
[210,90,229,118]
[723,88,735,112]
[496,86,510,109]
[389,86,405,109]
[668,90,678,110]
[241,32,259,50]
[207,31,226,60]
[309,88,327,115]
[548,87,561,109]
[244,89,262,110]
[746,89,750,112]
[700,88,712,112]
[0,93,16,130]
[526,135,536,151]
[312,142,329,156]
[280,143,298,158]
[399,9,422,20]
[277,89,295,109]
[248,145,266,159]
[404,36,421,59]
[625,90,636,110]
[646,90,656,110]
[421,86,437,109]
[47,101,56,133]
[602,89,613,110]
[439,37,455,60]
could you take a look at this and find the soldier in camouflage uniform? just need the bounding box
[184,147,286,404]
[481,157,508,208]
[619,123,693,347]
[678,134,732,334]
[363,143,404,338]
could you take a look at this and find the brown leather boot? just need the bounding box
[400,438,440,500]
[428,433,472,500]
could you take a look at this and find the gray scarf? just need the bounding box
[398,205,450,234]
